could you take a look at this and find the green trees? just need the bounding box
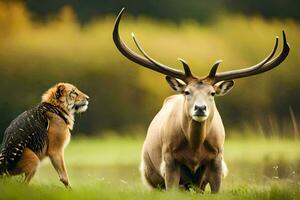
[0,2,298,137]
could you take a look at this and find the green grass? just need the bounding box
[1,136,299,200]
[1,180,299,200]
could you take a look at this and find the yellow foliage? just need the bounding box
[0,2,298,133]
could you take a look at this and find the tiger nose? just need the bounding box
[85,95,90,101]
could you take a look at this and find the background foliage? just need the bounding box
[25,0,300,23]
[0,1,299,138]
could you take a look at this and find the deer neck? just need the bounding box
[182,115,208,151]
[189,120,207,150]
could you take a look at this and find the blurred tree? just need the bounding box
[0,2,298,138]
[24,0,300,23]
[223,0,300,21]
[25,0,222,23]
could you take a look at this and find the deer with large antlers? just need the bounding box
[113,8,289,193]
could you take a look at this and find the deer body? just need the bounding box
[113,8,289,193]
[141,84,227,192]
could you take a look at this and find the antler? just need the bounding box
[113,8,196,83]
[113,8,290,85]
[207,31,290,83]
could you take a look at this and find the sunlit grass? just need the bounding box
[1,136,299,199]
[34,136,300,187]
[1,179,299,200]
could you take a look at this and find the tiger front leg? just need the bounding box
[48,150,71,189]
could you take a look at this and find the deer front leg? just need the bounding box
[194,165,208,192]
[48,150,71,189]
[161,153,180,190]
[207,157,222,193]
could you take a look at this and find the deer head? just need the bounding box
[113,8,290,122]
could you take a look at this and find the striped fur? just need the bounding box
[0,103,69,175]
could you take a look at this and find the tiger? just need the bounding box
[0,83,89,188]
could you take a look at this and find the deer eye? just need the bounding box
[210,92,216,97]
[184,90,190,96]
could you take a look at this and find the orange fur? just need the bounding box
[8,83,89,188]
[11,148,40,183]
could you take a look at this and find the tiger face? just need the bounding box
[42,83,89,115]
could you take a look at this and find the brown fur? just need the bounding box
[140,80,232,193]
[10,83,89,188]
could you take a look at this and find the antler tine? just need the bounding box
[113,8,192,82]
[208,60,222,79]
[178,58,194,78]
[212,34,284,83]
[132,33,188,81]
[113,8,147,67]
[247,31,290,74]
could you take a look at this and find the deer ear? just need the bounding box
[55,84,65,99]
[215,80,234,96]
[165,76,186,93]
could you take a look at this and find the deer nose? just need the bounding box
[194,105,207,116]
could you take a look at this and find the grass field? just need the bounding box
[0,136,300,200]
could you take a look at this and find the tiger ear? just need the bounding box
[55,84,65,99]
